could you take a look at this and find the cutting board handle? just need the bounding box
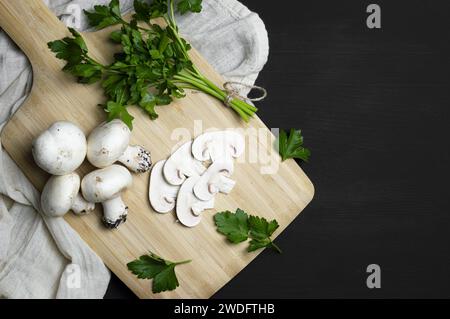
[0,0,69,66]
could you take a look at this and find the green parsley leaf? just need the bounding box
[139,91,158,119]
[127,252,191,293]
[248,215,279,240]
[134,0,168,21]
[105,101,134,129]
[177,0,202,14]
[156,94,172,105]
[248,238,272,252]
[48,28,103,83]
[71,64,103,84]
[214,209,282,253]
[47,28,87,66]
[132,0,151,21]
[214,208,249,243]
[109,30,123,43]
[127,254,167,279]
[153,265,178,293]
[278,129,311,162]
[83,0,122,30]
[67,28,88,52]
[247,215,281,253]
[48,38,82,66]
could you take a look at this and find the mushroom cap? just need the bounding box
[87,119,131,168]
[40,173,81,217]
[191,130,245,162]
[163,141,206,185]
[32,121,87,175]
[81,164,132,203]
[149,160,180,213]
[176,175,215,227]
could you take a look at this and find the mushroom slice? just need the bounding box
[81,165,132,229]
[207,174,236,195]
[149,160,180,213]
[87,119,152,173]
[32,121,87,175]
[193,159,234,201]
[163,141,206,186]
[41,173,95,217]
[176,175,215,227]
[191,130,245,163]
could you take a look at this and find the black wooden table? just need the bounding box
[105,0,450,298]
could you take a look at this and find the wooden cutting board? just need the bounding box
[0,0,314,298]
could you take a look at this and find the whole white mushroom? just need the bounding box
[41,173,95,217]
[86,119,151,173]
[81,164,132,228]
[32,121,87,175]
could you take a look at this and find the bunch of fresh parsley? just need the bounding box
[127,251,191,293]
[214,208,282,253]
[47,0,258,129]
[278,128,311,162]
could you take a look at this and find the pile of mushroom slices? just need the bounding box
[33,119,152,229]
[149,130,244,227]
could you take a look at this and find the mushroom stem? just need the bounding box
[71,193,95,215]
[118,145,152,173]
[191,198,215,217]
[209,175,236,195]
[101,195,128,228]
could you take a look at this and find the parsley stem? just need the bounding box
[104,69,125,74]
[173,259,192,266]
[198,75,258,116]
[191,72,258,113]
[270,241,282,254]
[176,84,197,90]
[167,25,189,60]
[85,56,104,68]
[119,18,150,32]
[174,75,249,121]
[168,0,177,29]
[180,70,255,115]
[175,73,207,89]
[174,75,221,99]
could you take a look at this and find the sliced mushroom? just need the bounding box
[81,165,132,228]
[32,121,87,175]
[41,173,95,217]
[87,119,151,173]
[191,130,245,163]
[149,160,180,213]
[176,175,215,227]
[191,131,244,201]
[193,159,234,201]
[163,141,206,185]
[207,174,236,195]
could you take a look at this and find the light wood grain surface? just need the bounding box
[0,0,314,298]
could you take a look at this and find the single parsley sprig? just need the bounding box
[47,28,104,84]
[278,129,311,162]
[214,208,282,253]
[47,0,258,129]
[127,251,191,293]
